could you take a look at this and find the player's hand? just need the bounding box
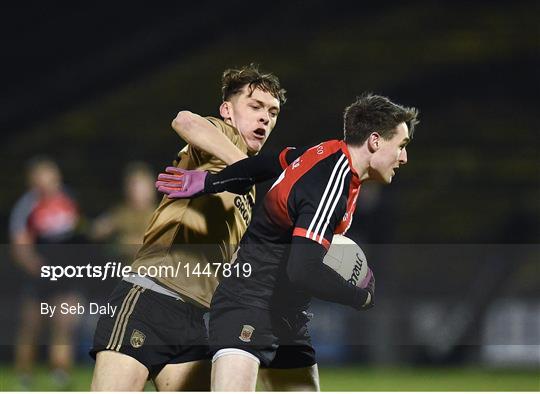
[155,167,208,199]
[359,268,375,309]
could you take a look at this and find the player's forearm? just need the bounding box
[286,236,370,310]
[171,111,247,165]
[157,147,306,198]
[205,147,306,194]
[205,150,285,194]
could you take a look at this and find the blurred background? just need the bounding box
[1,0,538,390]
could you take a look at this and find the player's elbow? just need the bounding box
[172,111,197,139]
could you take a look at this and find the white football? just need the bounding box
[323,234,368,286]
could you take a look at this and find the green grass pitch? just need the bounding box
[0,365,538,391]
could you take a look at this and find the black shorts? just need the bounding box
[20,272,80,301]
[209,292,316,368]
[90,281,210,377]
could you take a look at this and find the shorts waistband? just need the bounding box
[123,275,185,302]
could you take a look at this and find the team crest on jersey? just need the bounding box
[238,325,255,342]
[130,329,146,348]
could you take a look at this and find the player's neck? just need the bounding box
[346,143,371,182]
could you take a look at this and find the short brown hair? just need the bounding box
[343,93,419,145]
[222,63,286,105]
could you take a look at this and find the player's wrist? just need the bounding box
[204,172,217,193]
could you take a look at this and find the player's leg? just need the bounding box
[91,350,148,391]
[92,279,214,391]
[258,364,320,391]
[211,349,260,391]
[153,359,211,391]
[90,282,152,391]
[260,312,320,391]
[152,294,212,391]
[208,293,277,391]
[14,297,42,384]
[49,292,80,373]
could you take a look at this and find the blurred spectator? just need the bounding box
[90,162,157,261]
[9,156,85,389]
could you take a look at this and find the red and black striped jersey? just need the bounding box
[267,140,361,248]
[217,140,361,311]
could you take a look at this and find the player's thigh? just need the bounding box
[50,293,80,336]
[91,350,149,391]
[209,293,278,366]
[18,297,43,338]
[258,364,320,391]
[153,359,211,391]
[211,352,260,391]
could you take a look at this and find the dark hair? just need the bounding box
[222,63,286,105]
[343,93,419,145]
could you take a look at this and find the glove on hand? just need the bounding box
[155,166,208,199]
[359,268,375,310]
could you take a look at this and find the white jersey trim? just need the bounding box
[306,154,349,243]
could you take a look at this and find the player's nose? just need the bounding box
[399,148,408,164]
[259,111,270,125]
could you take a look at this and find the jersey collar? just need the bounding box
[339,140,360,181]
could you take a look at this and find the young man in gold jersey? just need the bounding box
[90,64,295,391]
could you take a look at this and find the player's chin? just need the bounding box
[247,138,265,153]
[385,169,397,183]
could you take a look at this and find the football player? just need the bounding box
[90,64,302,391]
[157,93,419,391]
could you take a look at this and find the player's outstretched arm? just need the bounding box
[172,111,247,165]
[156,147,305,199]
[286,236,374,310]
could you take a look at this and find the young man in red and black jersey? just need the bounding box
[157,93,419,391]
[10,157,84,389]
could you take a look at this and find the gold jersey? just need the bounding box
[131,117,255,308]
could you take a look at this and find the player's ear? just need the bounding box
[219,101,232,120]
[367,132,380,153]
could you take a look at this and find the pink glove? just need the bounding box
[359,268,375,310]
[359,267,374,291]
[155,166,207,199]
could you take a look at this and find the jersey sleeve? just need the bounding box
[9,192,36,238]
[279,146,313,169]
[291,162,347,249]
[206,117,239,142]
[286,235,370,310]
